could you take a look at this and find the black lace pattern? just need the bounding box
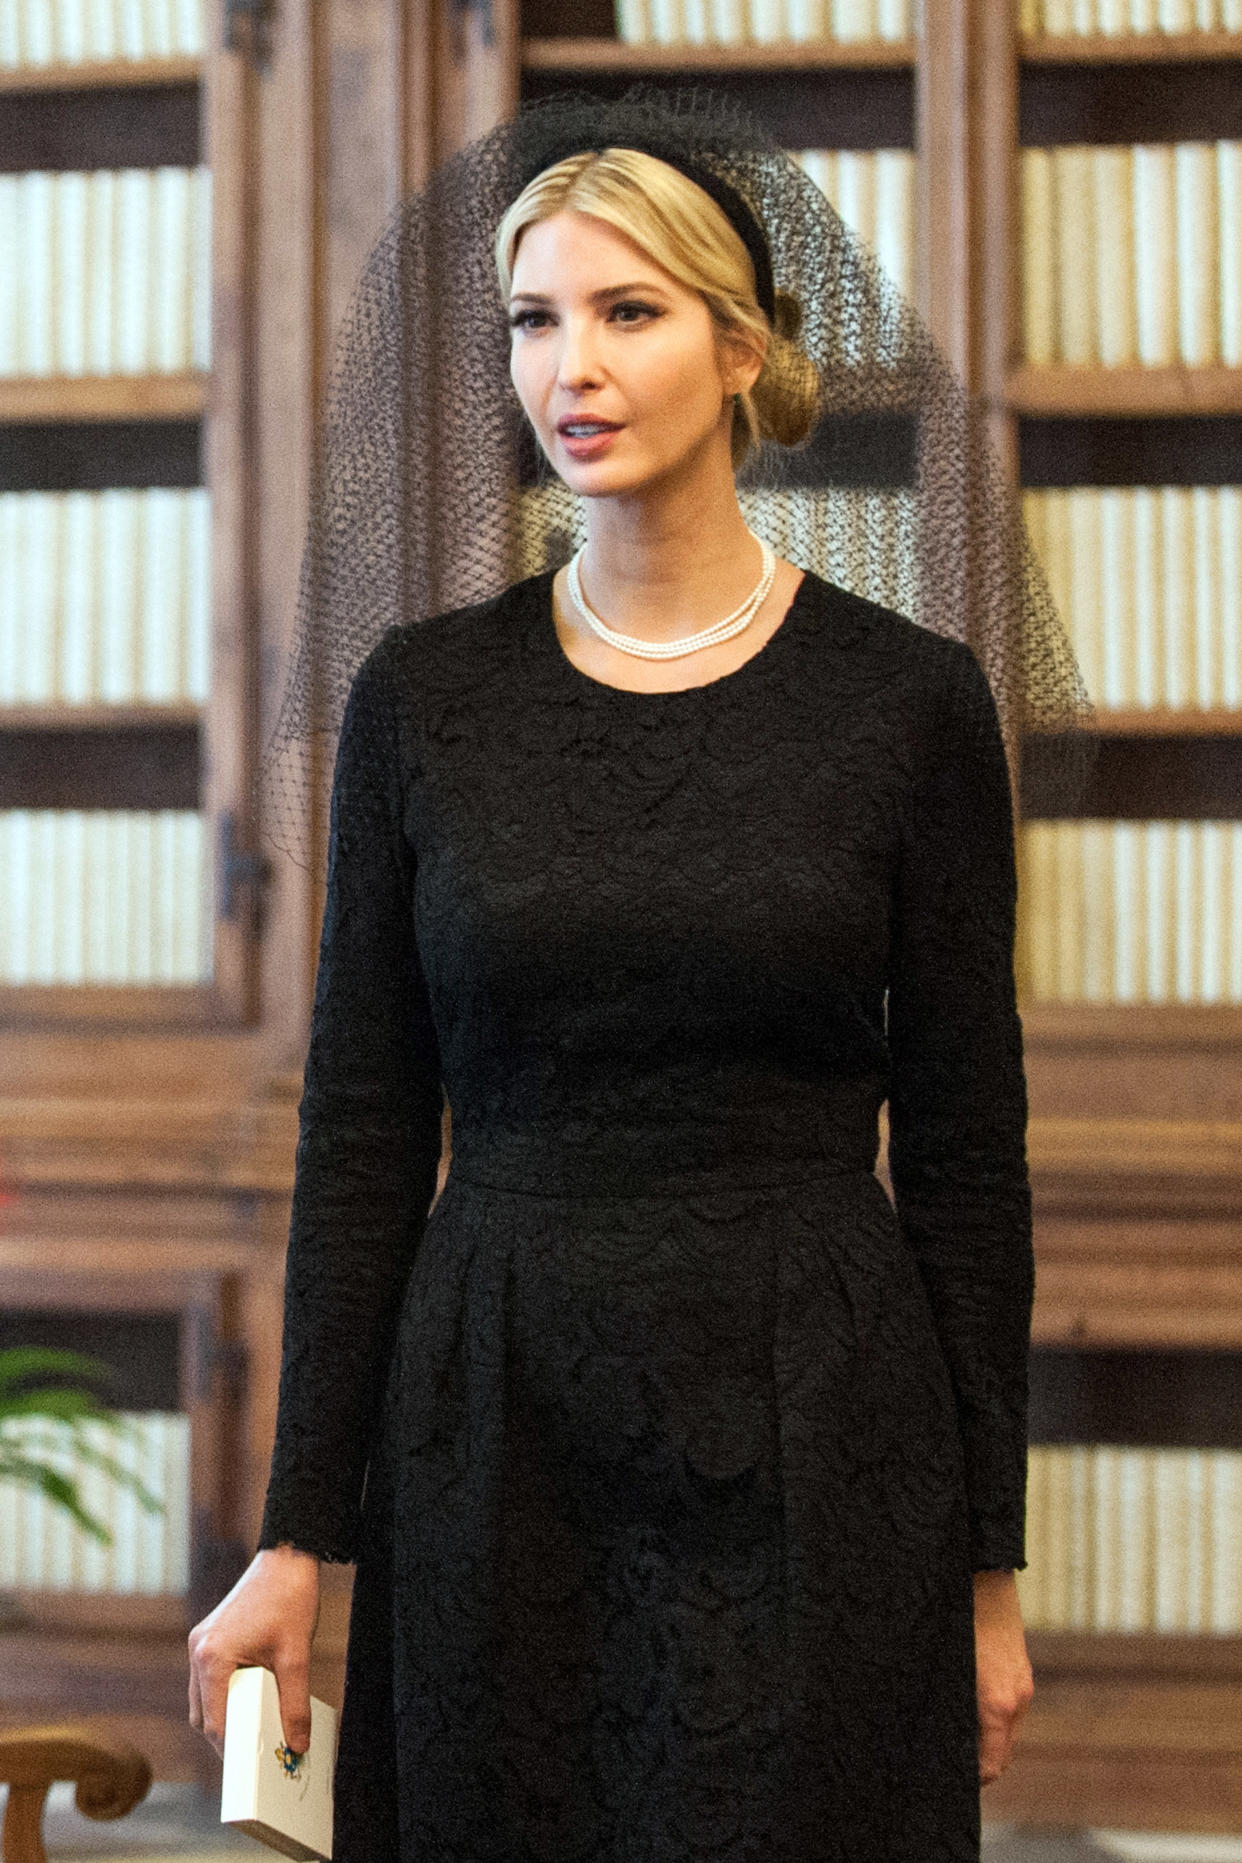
[258,566,1033,1862]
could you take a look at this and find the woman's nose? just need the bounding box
[556,317,602,387]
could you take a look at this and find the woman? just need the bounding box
[189,85,1088,1863]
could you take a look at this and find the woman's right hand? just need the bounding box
[188,1544,322,1760]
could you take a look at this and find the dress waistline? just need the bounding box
[446,1108,881,1200]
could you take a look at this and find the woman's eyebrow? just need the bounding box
[509,283,670,305]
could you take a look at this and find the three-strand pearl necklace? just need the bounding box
[566,531,776,661]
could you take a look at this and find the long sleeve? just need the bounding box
[257,634,445,1564]
[885,641,1034,1573]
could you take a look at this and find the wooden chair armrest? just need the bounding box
[0,1723,151,1863]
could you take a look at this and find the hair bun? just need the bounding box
[771,287,803,343]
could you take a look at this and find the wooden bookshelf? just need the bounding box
[1028,708,1242,737]
[0,984,221,1029]
[0,55,202,92]
[1007,362,1242,418]
[521,35,917,70]
[0,701,201,731]
[973,4,1242,1821]
[0,375,209,424]
[990,1629,1242,1833]
[1019,28,1242,64]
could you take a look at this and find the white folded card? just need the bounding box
[220,1665,338,1861]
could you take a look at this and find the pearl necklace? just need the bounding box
[566,531,776,661]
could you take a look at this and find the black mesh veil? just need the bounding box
[256,82,1095,882]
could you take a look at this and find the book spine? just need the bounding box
[86,0,117,58]
[1209,1451,1242,1633]
[1221,487,1240,709]
[874,0,908,36]
[60,490,98,703]
[190,165,212,370]
[1174,141,1219,366]
[615,0,653,39]
[1192,484,1222,708]
[1097,488,1134,706]
[0,495,17,702]
[1097,0,1132,28]
[1161,487,1192,708]
[86,170,117,375]
[1117,1449,1154,1630]
[1093,147,1136,365]
[54,172,90,377]
[1219,141,1241,367]
[185,487,211,700]
[98,489,139,701]
[18,172,55,376]
[151,167,191,371]
[1131,486,1163,708]
[1021,149,1057,365]
[115,168,152,373]
[0,177,17,374]
[832,0,875,38]
[1113,821,1142,1001]
[1133,144,1177,366]
[56,0,93,60]
[117,0,146,58]
[172,0,203,54]
[1055,146,1096,363]
[145,0,175,57]
[709,0,747,36]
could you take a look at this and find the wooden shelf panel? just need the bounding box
[0,703,202,732]
[521,35,917,70]
[1020,29,1242,64]
[0,1588,187,1637]
[1006,362,1242,417]
[1026,709,1242,737]
[989,1672,1242,1832]
[0,983,223,1031]
[1027,1630,1242,1678]
[0,375,208,425]
[1021,1003,1242,1048]
[0,56,201,93]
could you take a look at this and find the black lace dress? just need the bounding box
[256,563,1034,1863]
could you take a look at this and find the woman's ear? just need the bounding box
[721,330,767,401]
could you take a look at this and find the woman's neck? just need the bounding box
[576,507,765,640]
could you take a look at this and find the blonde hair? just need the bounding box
[494,146,820,473]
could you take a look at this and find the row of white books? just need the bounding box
[1018,1445,1242,1634]
[0,0,202,65]
[791,149,914,298]
[614,0,917,41]
[0,1411,189,1594]
[1020,0,1242,30]
[0,168,211,379]
[1023,486,1242,711]
[1020,820,1242,1004]
[0,490,211,706]
[1022,142,1242,370]
[0,811,211,986]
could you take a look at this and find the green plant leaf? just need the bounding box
[0,1347,121,1398]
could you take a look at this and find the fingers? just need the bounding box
[978,1677,1034,1785]
[977,1705,1013,1785]
[188,1629,231,1758]
[275,1655,313,1755]
[187,1644,203,1737]
[188,1620,254,1760]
